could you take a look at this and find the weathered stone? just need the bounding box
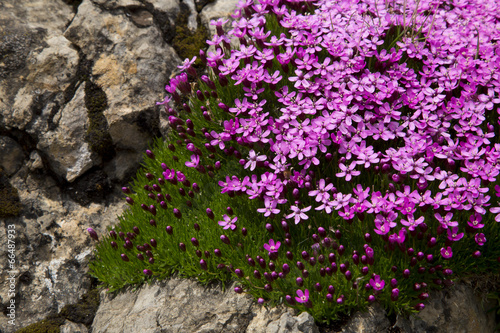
[0,0,75,130]
[92,278,320,333]
[0,170,126,332]
[28,150,44,170]
[341,303,390,333]
[0,136,25,176]
[36,83,99,182]
[392,284,497,333]
[60,320,89,333]
[64,0,181,181]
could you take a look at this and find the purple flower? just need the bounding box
[185,155,200,168]
[440,246,453,260]
[475,233,486,246]
[286,205,311,224]
[295,289,309,303]
[263,239,281,254]
[369,275,385,291]
[244,150,267,171]
[218,214,238,230]
[87,228,99,241]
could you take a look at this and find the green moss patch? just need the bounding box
[84,80,115,160]
[171,4,208,69]
[0,168,21,218]
[16,286,100,332]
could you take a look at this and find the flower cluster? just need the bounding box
[89,0,500,323]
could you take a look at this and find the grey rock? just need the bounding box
[60,320,89,333]
[64,0,181,181]
[36,83,99,182]
[92,278,320,333]
[341,303,389,333]
[0,171,127,332]
[0,0,75,130]
[392,284,497,333]
[28,150,44,170]
[0,136,25,176]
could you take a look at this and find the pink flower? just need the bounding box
[475,233,486,246]
[263,239,281,253]
[245,150,267,171]
[218,215,237,230]
[440,246,453,260]
[185,155,200,168]
[286,205,311,224]
[369,275,385,291]
[295,289,309,303]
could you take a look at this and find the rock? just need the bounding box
[247,305,318,333]
[28,150,44,170]
[341,303,390,333]
[0,136,25,176]
[91,278,320,333]
[64,0,181,181]
[392,284,497,333]
[36,83,100,183]
[0,0,75,130]
[60,320,89,333]
[0,170,127,332]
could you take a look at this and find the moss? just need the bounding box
[15,286,100,332]
[59,288,100,326]
[0,168,21,218]
[84,80,115,160]
[171,4,209,69]
[16,317,65,333]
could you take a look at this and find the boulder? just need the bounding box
[92,278,319,333]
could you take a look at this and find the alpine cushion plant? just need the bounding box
[89,0,500,324]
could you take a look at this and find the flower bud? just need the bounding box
[220,235,230,244]
[87,228,99,241]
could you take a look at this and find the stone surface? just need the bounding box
[341,304,390,333]
[0,169,127,332]
[60,319,90,333]
[64,0,181,181]
[393,284,497,333]
[92,278,319,333]
[0,136,25,176]
[36,83,99,182]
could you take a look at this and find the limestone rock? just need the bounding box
[0,171,127,332]
[28,150,44,170]
[60,320,89,333]
[392,284,497,333]
[0,136,25,176]
[64,0,181,181]
[341,304,390,333]
[0,0,75,130]
[36,83,99,183]
[91,278,320,333]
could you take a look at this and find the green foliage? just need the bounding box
[16,317,65,333]
[0,168,21,218]
[59,288,100,326]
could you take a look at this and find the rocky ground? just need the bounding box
[0,0,497,332]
